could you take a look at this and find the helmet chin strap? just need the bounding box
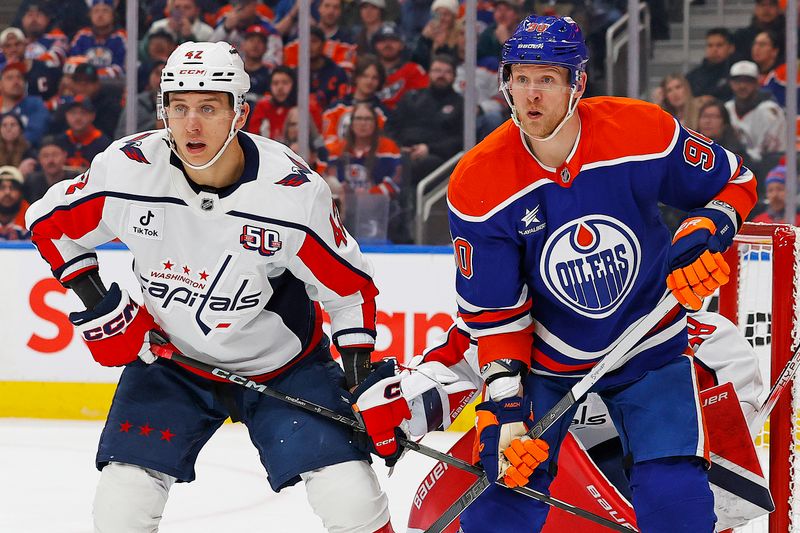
[165,109,242,171]
[502,85,581,143]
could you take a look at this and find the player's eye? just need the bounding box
[201,105,216,115]
[172,104,187,116]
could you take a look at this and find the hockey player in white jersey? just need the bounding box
[25,41,396,533]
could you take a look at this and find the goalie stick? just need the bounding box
[148,332,632,532]
[425,293,679,533]
[750,341,800,435]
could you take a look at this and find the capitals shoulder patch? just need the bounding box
[276,153,312,187]
[119,132,157,164]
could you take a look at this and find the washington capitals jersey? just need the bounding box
[448,97,756,386]
[26,130,378,378]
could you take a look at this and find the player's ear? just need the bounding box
[237,102,250,130]
[575,72,587,97]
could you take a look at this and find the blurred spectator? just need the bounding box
[144,0,213,45]
[659,73,710,130]
[20,3,69,68]
[137,30,177,92]
[752,165,800,224]
[279,106,328,174]
[283,0,358,73]
[55,96,111,171]
[241,26,273,98]
[696,100,748,157]
[326,102,403,242]
[0,63,50,146]
[1,27,62,101]
[273,0,302,39]
[14,0,89,40]
[318,0,355,44]
[400,0,438,40]
[0,113,37,176]
[764,60,800,106]
[725,60,786,164]
[0,165,31,240]
[452,18,507,139]
[733,0,784,62]
[686,28,736,101]
[322,54,388,144]
[386,54,463,234]
[309,26,350,107]
[115,62,165,138]
[247,66,324,139]
[354,0,388,55]
[373,23,428,110]
[69,0,127,79]
[751,30,783,83]
[477,0,524,71]
[57,63,122,139]
[211,0,283,70]
[23,135,79,204]
[411,0,460,71]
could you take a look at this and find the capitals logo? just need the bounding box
[119,132,156,164]
[540,215,640,319]
[276,153,312,187]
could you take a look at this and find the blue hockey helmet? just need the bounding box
[500,15,588,89]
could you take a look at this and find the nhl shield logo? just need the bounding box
[540,215,640,319]
[200,198,214,211]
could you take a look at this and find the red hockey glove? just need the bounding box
[475,398,549,488]
[667,205,736,310]
[352,360,411,467]
[69,283,160,367]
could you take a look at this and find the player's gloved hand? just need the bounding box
[667,204,736,310]
[351,360,411,467]
[69,283,160,367]
[475,397,549,488]
[340,347,374,391]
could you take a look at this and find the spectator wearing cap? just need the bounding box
[0,27,62,102]
[13,0,89,40]
[55,95,110,171]
[322,54,389,144]
[477,0,524,70]
[752,165,800,224]
[751,30,783,83]
[23,135,79,204]
[725,60,786,164]
[412,0,460,71]
[0,165,31,240]
[733,0,785,62]
[247,66,324,140]
[354,0,388,55]
[309,27,350,107]
[241,26,273,98]
[0,62,50,146]
[373,23,428,111]
[52,62,122,139]
[144,0,213,46]
[115,61,165,139]
[212,0,283,70]
[0,113,37,175]
[69,0,127,79]
[686,28,736,101]
[20,3,69,68]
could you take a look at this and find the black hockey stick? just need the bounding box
[148,333,632,532]
[425,293,678,533]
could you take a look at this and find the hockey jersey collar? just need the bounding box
[519,117,588,187]
[170,131,260,198]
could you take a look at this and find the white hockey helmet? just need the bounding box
[158,41,251,170]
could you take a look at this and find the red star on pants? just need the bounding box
[139,423,153,436]
[119,421,132,432]
[160,428,175,442]
[183,265,191,274]
[199,270,209,281]
[163,260,173,270]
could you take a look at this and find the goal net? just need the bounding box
[719,223,800,533]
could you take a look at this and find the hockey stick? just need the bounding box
[750,342,800,435]
[148,334,632,532]
[425,293,678,533]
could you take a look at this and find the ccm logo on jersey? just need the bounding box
[128,205,164,240]
[541,215,640,319]
[240,225,282,256]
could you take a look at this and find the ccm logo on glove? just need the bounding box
[80,301,139,341]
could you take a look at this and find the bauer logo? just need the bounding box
[540,215,640,319]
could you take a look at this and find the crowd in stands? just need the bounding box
[0,0,797,243]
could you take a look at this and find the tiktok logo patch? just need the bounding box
[540,215,640,319]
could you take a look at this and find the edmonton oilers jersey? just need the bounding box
[448,97,756,386]
[26,130,378,378]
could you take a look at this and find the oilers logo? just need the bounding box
[541,215,640,319]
